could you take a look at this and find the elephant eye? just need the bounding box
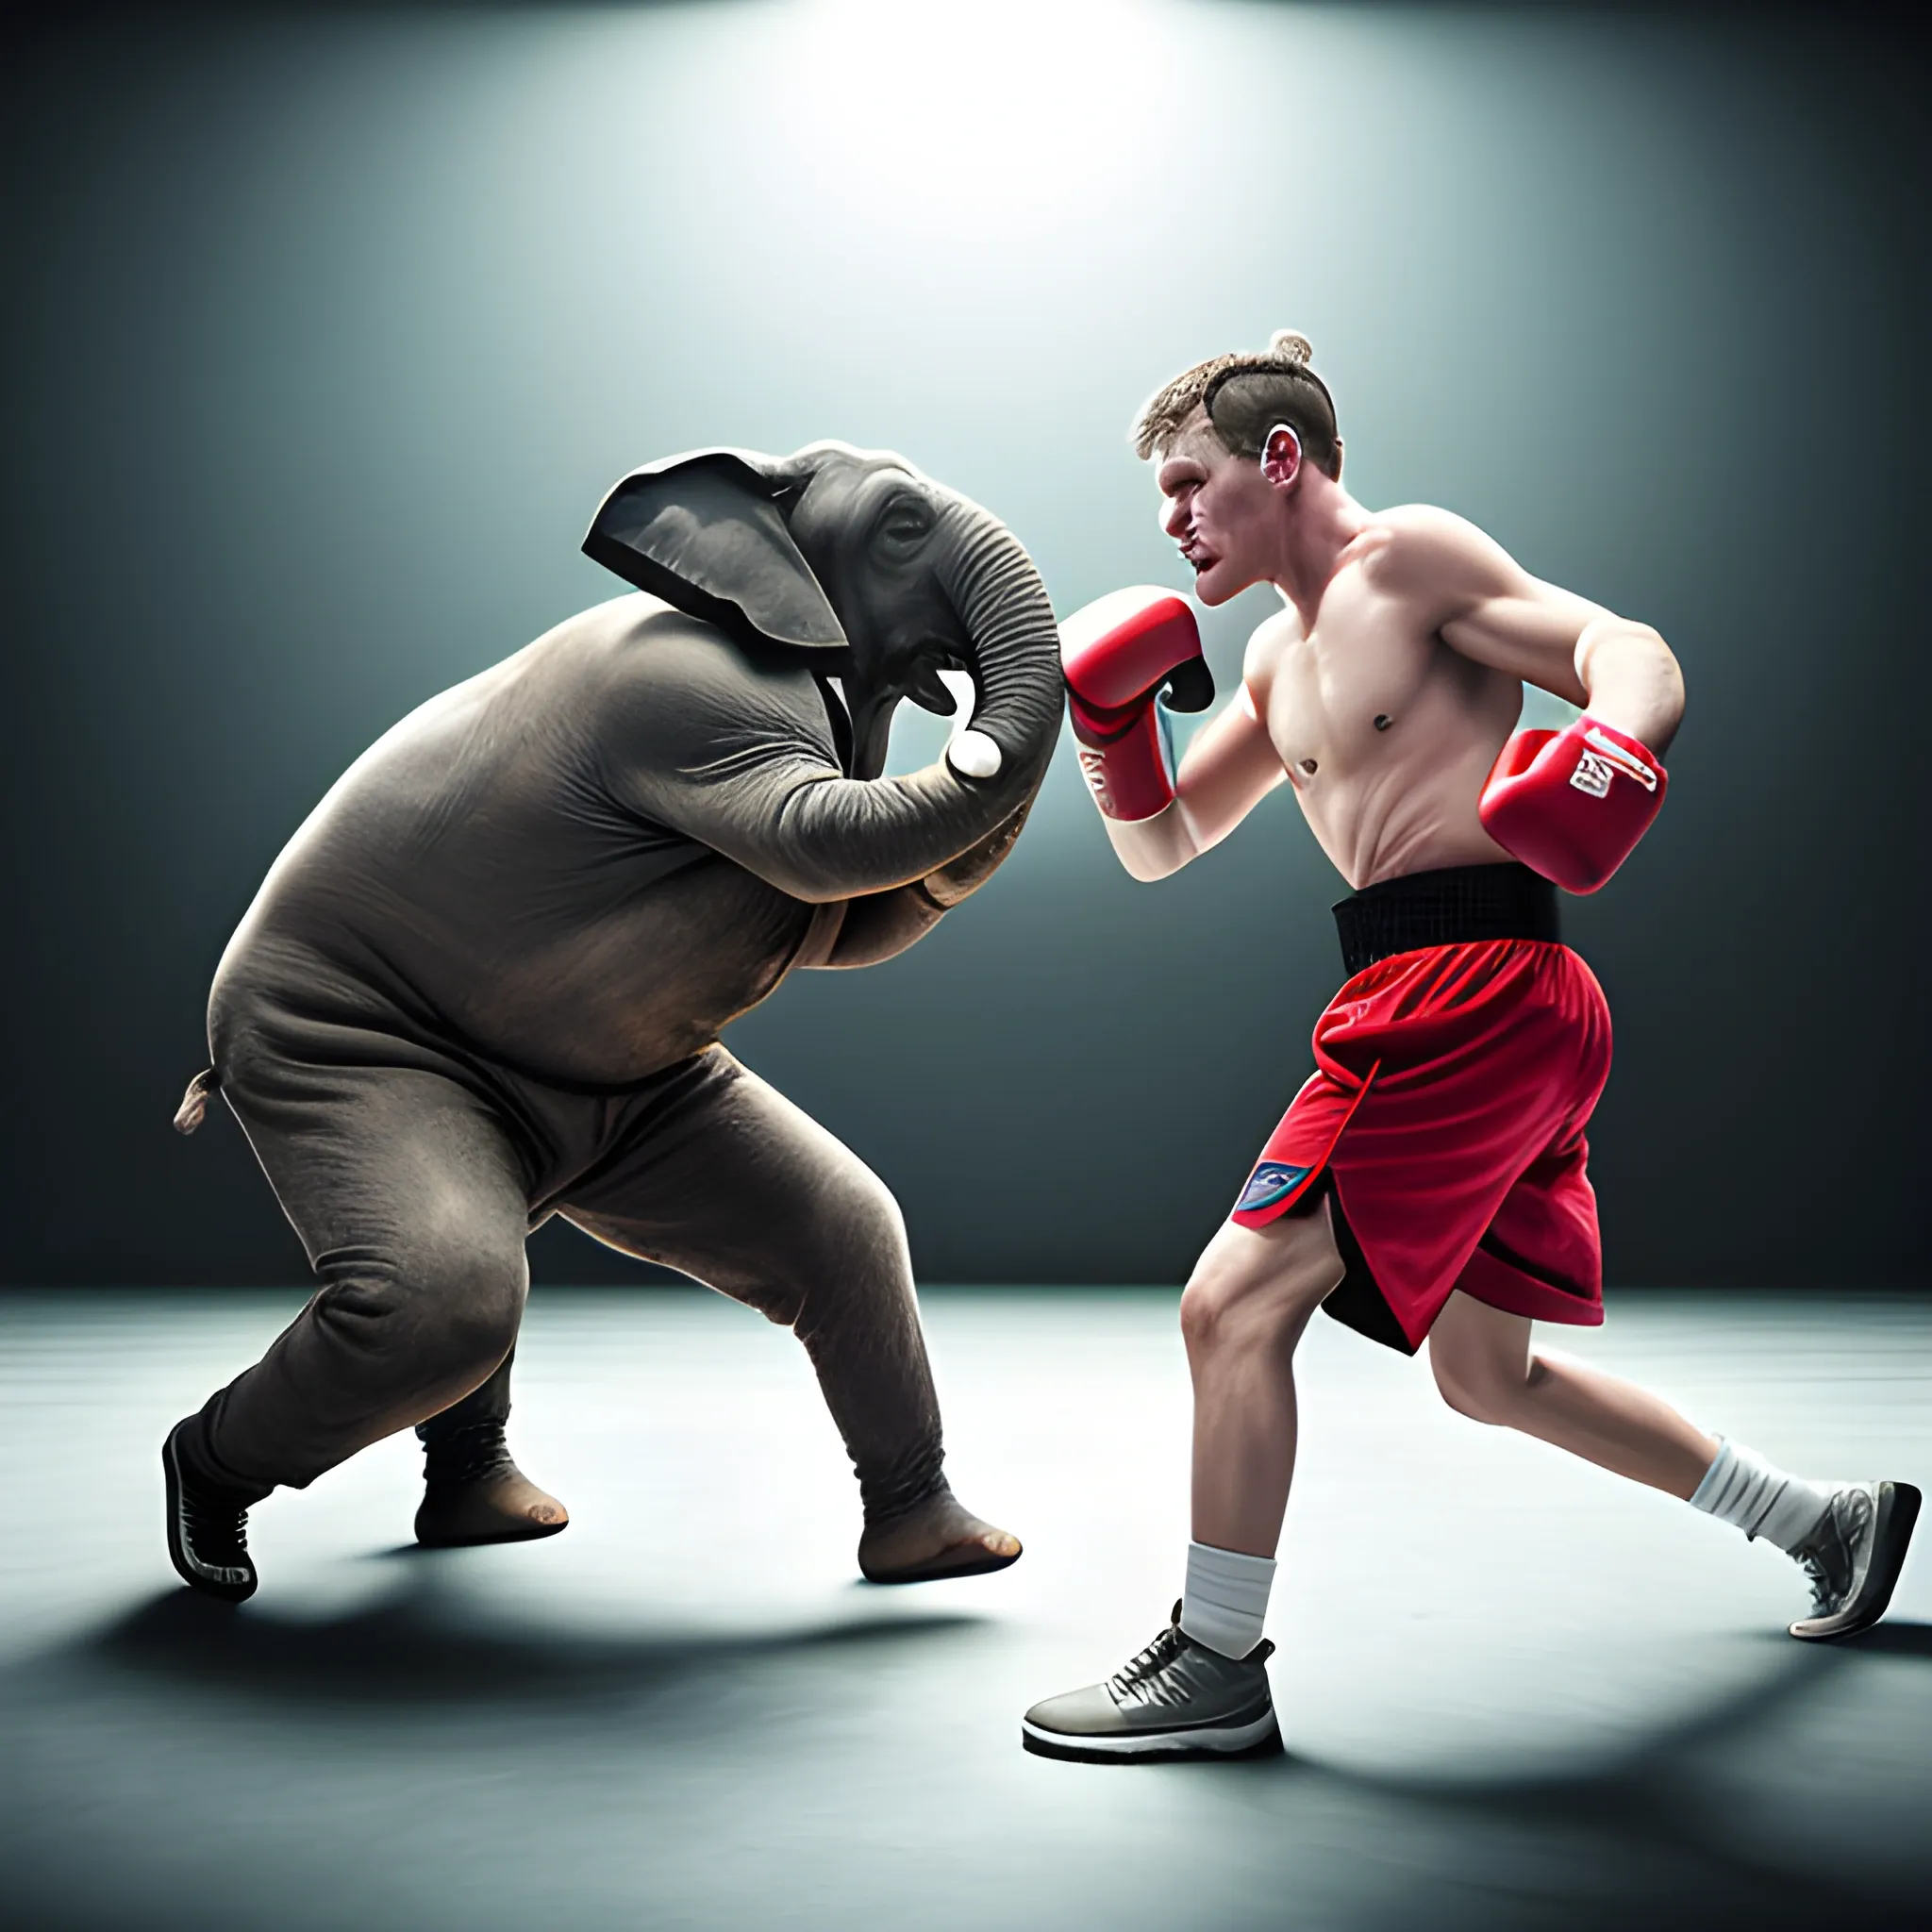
[877,508,930,550]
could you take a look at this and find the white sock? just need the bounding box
[1180,1541,1275,1659]
[1689,1439,1834,1553]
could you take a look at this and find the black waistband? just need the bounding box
[1332,863,1559,976]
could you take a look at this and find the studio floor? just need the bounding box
[2,1287,1928,1932]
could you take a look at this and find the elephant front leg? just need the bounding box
[784,1190,1022,1585]
[856,1498,1023,1584]
[559,1050,1021,1584]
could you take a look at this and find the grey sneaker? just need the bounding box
[1788,1480,1921,1641]
[1022,1604,1282,1763]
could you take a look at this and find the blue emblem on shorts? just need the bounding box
[1236,1160,1311,1214]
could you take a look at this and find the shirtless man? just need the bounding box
[1019,330,1921,1764]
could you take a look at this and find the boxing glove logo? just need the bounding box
[1568,725,1658,800]
[1570,751,1615,798]
[1481,718,1667,893]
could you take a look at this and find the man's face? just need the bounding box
[1154,411,1283,607]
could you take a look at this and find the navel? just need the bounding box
[1374,713,1392,732]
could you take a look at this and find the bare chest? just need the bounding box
[1258,577,1478,784]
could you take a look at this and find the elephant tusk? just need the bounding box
[945,729,1002,779]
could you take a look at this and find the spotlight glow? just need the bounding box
[799,0,1179,221]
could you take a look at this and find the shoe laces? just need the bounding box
[1792,1488,1868,1615]
[1795,1546,1838,1616]
[1109,1622,1183,1689]
[1107,1618,1194,1710]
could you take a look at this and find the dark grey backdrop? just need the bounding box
[3,2,1924,1289]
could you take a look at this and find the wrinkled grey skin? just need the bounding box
[217,441,1061,1077]
[179,441,1063,1553]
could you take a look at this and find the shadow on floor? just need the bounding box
[1836,1617,1932,1657]
[61,1571,991,1709]
[1224,1622,1932,1929]
[6,1605,1930,1930]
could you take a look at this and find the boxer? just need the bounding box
[1022,331,1920,1763]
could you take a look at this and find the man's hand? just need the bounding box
[1058,588,1291,883]
[1479,715,1668,893]
[1060,588,1214,823]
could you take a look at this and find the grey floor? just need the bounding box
[2,1288,1928,1932]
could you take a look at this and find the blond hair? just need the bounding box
[1131,329,1341,477]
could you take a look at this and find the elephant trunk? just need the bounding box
[940,510,1065,794]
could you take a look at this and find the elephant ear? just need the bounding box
[582,448,847,651]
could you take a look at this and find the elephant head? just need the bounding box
[583,442,1064,796]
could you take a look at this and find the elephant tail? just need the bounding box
[173,1067,222,1136]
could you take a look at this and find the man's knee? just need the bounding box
[1178,1268,1291,1357]
[1430,1345,1528,1426]
[1180,1219,1341,1356]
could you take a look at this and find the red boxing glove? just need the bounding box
[1059,587,1214,822]
[1479,716,1668,894]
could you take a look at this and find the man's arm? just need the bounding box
[1377,507,1685,751]
[1059,587,1288,883]
[1100,695,1287,882]
[1376,508,1683,892]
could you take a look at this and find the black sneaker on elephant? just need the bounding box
[162,1421,264,1603]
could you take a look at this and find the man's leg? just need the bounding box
[1427,1291,1922,1640]
[558,1049,1019,1583]
[1021,1201,1342,1762]
[1183,1200,1347,1553]
[1427,1290,1716,1494]
[165,1057,534,1600]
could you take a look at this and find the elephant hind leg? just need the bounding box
[414,1352,570,1547]
[187,1061,536,1498]
[559,1049,1020,1580]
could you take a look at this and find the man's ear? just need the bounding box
[1260,423,1302,491]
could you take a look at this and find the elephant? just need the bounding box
[162,440,1064,1602]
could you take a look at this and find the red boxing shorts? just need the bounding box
[1232,933,1612,1354]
